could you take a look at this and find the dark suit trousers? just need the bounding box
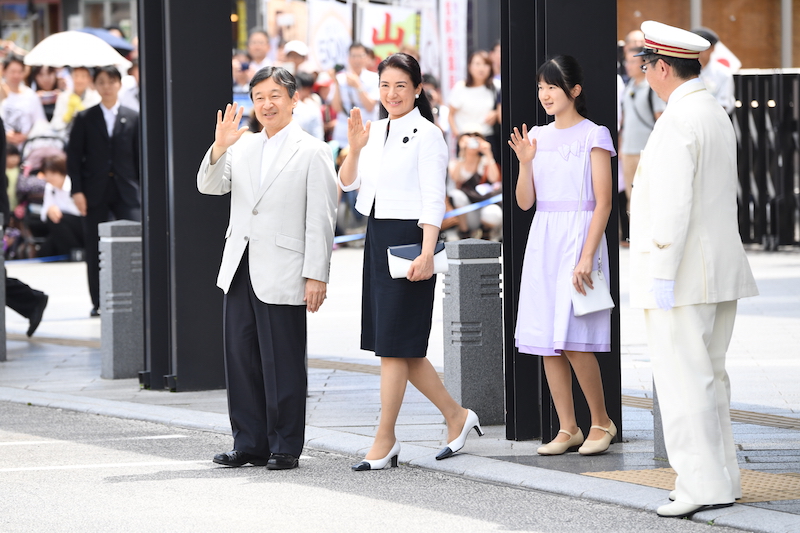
[5,270,45,319]
[223,251,307,458]
[83,180,141,309]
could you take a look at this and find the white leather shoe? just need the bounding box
[537,428,584,455]
[669,490,676,501]
[436,409,484,460]
[578,420,617,455]
[351,441,401,471]
[657,501,733,518]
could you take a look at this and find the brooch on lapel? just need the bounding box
[120,117,127,124]
[402,128,418,145]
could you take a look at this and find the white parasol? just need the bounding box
[23,31,132,70]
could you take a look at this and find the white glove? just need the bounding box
[651,278,675,311]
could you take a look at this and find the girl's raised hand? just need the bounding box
[347,107,371,152]
[508,124,537,164]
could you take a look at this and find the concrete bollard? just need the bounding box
[442,238,504,425]
[99,220,143,379]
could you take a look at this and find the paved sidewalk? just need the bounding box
[2,247,800,532]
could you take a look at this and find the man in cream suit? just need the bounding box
[629,21,758,519]
[197,67,337,470]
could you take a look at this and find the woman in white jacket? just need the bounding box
[338,53,482,471]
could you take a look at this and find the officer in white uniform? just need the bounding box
[692,27,735,114]
[629,21,759,519]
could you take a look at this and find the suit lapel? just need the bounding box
[254,123,301,203]
[91,106,110,142]
[112,107,131,138]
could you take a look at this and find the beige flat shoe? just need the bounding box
[537,428,584,455]
[578,420,617,455]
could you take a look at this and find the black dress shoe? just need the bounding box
[212,450,269,467]
[90,307,100,318]
[27,294,48,337]
[267,453,299,470]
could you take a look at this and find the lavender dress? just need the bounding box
[515,119,616,356]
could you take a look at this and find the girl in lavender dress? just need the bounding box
[508,55,617,456]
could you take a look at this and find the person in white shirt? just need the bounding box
[247,28,272,73]
[37,153,83,258]
[50,67,101,136]
[692,27,735,115]
[448,50,499,157]
[292,72,324,141]
[331,42,380,149]
[338,53,483,471]
[1,55,47,149]
[118,59,140,113]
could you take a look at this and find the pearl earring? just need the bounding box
[415,94,419,99]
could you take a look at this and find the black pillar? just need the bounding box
[501,0,622,441]
[139,0,230,391]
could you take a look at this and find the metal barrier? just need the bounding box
[734,69,800,249]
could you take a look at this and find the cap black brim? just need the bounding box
[634,47,656,57]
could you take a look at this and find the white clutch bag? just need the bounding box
[387,242,449,279]
[570,269,615,317]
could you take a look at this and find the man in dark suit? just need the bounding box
[0,116,48,336]
[66,66,140,316]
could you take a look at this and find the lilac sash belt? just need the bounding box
[536,200,596,212]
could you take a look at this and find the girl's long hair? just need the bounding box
[536,55,589,118]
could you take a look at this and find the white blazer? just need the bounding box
[197,121,338,305]
[629,79,758,308]
[339,107,447,228]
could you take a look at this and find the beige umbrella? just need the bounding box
[23,30,132,70]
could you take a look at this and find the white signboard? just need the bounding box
[438,0,467,103]
[398,0,441,81]
[308,0,353,71]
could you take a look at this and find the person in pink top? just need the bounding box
[509,55,617,457]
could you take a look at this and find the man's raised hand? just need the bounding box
[211,103,249,164]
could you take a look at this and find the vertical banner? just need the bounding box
[307,0,353,71]
[359,4,420,62]
[438,0,467,103]
[398,0,441,81]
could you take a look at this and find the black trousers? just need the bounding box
[40,213,84,258]
[5,271,45,319]
[223,251,307,458]
[83,181,141,309]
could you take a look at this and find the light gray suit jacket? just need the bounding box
[197,121,337,306]
[629,78,758,308]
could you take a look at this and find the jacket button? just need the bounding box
[252,209,258,215]
[244,236,249,241]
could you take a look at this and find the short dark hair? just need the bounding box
[421,73,440,90]
[70,66,94,77]
[294,71,315,90]
[94,65,122,83]
[349,42,367,53]
[249,66,296,100]
[641,53,701,80]
[2,54,24,70]
[249,28,270,41]
[40,153,67,176]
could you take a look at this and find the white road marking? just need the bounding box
[0,460,208,473]
[0,435,189,446]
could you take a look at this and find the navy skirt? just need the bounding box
[361,214,436,358]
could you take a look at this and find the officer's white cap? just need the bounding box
[636,21,710,59]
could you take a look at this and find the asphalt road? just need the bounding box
[0,402,744,533]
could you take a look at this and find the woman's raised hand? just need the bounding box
[214,103,249,151]
[508,124,537,164]
[347,107,371,152]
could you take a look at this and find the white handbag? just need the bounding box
[569,132,615,317]
[387,242,449,279]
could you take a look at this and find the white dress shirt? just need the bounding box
[100,101,120,137]
[40,176,81,222]
[260,122,292,187]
